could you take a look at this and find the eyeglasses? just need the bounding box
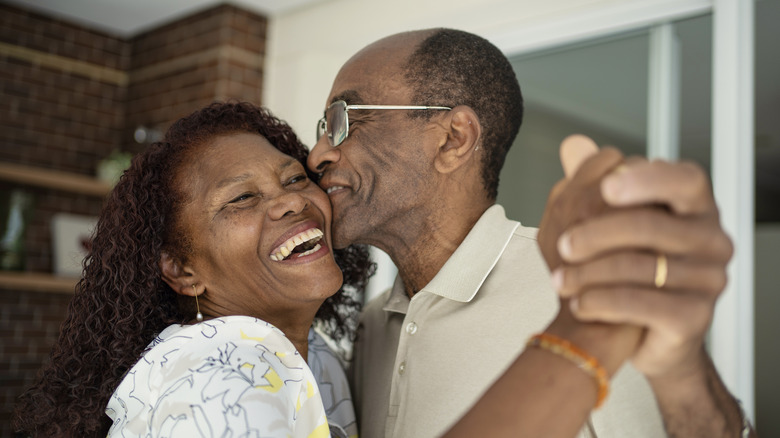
[316,100,451,147]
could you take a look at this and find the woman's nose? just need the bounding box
[267,192,308,221]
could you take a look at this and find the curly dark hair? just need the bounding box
[13,101,374,437]
[404,28,523,200]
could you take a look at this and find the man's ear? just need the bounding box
[434,106,482,174]
[160,251,198,297]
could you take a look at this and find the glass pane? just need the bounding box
[753,0,780,435]
[500,32,649,227]
[755,0,780,223]
[676,15,712,182]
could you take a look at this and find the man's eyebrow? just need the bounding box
[331,90,363,105]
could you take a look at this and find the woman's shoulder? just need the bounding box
[141,316,304,378]
[107,316,326,437]
[153,315,287,348]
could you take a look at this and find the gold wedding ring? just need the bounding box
[654,254,668,288]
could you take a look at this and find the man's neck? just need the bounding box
[383,204,492,298]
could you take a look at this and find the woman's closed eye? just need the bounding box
[228,192,254,204]
[285,174,309,187]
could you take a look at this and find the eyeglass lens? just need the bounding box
[327,101,348,146]
[317,118,326,141]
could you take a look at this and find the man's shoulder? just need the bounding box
[509,222,539,242]
[504,223,543,261]
[362,288,392,316]
[471,204,538,243]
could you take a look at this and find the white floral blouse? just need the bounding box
[105,316,346,438]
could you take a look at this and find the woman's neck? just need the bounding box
[258,309,317,363]
[286,328,310,362]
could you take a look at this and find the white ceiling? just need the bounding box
[4,0,326,37]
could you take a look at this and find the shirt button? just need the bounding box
[398,361,406,375]
[405,322,418,335]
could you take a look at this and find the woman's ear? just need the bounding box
[434,106,482,174]
[160,251,198,297]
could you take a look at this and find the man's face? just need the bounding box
[307,41,435,250]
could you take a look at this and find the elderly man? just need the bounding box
[308,28,749,437]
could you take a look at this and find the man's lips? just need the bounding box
[326,185,348,195]
[318,174,351,196]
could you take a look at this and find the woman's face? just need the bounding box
[174,132,343,324]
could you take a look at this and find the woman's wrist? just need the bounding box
[527,333,610,407]
[544,301,642,377]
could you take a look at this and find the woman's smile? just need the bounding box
[269,223,327,262]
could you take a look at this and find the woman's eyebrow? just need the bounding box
[213,158,299,189]
[279,158,301,172]
[215,173,251,189]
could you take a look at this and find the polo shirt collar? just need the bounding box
[422,204,518,302]
[382,275,410,315]
[382,204,519,313]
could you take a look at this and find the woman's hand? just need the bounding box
[537,135,641,377]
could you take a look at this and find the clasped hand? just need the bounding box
[538,134,733,382]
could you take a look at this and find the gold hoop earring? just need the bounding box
[193,284,203,322]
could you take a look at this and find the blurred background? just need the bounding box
[0,0,777,436]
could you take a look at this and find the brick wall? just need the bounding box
[0,4,267,435]
[0,6,129,174]
[0,289,73,437]
[125,4,267,152]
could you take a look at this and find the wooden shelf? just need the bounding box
[0,163,105,295]
[0,271,78,294]
[0,162,112,197]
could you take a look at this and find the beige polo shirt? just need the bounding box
[350,205,666,438]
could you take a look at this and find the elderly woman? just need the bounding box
[14,102,372,437]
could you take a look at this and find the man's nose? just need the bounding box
[307,136,340,172]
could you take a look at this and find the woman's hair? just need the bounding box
[13,101,374,437]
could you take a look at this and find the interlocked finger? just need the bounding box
[537,146,625,270]
[601,160,716,215]
[570,286,715,339]
[558,207,733,264]
[553,252,727,298]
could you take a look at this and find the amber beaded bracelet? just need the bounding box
[527,333,609,408]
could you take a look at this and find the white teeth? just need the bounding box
[327,186,345,194]
[296,243,321,258]
[270,228,324,261]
